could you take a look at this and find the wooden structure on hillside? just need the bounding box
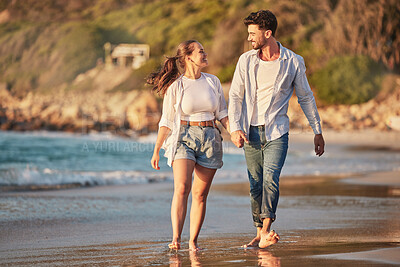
[104,43,150,69]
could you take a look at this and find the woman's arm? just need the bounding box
[151,126,171,170]
[219,116,230,133]
[152,82,177,170]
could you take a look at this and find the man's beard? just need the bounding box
[252,41,265,50]
[252,42,260,50]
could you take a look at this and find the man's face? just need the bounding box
[247,24,267,50]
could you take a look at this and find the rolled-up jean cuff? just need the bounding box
[260,213,276,222]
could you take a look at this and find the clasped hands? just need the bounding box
[230,130,248,148]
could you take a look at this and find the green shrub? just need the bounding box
[310,55,385,105]
[218,64,236,83]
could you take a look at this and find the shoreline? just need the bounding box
[1,168,399,194]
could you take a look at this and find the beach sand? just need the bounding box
[1,171,399,266]
[1,130,400,266]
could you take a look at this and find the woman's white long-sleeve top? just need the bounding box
[159,73,228,166]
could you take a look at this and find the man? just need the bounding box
[228,10,325,248]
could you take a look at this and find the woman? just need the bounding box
[148,40,229,251]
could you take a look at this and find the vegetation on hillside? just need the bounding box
[310,55,385,105]
[0,0,399,104]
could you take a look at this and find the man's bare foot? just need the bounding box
[259,230,280,249]
[168,241,181,250]
[242,236,261,248]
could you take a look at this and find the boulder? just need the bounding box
[125,91,160,132]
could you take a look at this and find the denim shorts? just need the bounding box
[174,125,223,169]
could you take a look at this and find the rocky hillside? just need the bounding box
[1,0,399,135]
[2,73,399,136]
[1,0,398,96]
[0,66,160,136]
[287,75,400,132]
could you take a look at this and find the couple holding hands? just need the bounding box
[149,10,325,251]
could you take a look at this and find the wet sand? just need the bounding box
[1,170,400,266]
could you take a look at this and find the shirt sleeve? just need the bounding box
[215,77,228,121]
[294,56,322,134]
[228,55,246,133]
[158,83,176,130]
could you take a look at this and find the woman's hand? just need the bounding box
[151,152,160,170]
[150,126,171,170]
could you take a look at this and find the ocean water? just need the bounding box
[0,130,399,188]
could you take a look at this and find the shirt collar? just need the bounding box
[277,42,291,60]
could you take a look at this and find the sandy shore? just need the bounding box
[1,129,400,266]
[1,169,399,266]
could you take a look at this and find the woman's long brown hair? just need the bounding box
[147,40,198,96]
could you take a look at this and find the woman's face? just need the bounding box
[187,42,208,68]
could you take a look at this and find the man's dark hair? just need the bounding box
[244,10,278,37]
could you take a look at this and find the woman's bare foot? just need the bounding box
[188,240,201,251]
[168,241,181,250]
[259,230,280,249]
[242,236,261,248]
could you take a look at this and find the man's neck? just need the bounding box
[259,39,280,61]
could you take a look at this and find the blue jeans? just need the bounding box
[243,126,288,228]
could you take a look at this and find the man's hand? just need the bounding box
[314,134,325,157]
[231,130,249,148]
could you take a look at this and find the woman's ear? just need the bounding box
[184,55,190,63]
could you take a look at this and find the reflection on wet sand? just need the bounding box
[244,249,281,267]
[2,228,398,266]
[168,246,282,267]
[169,250,202,267]
[258,250,281,267]
[189,250,202,267]
[169,253,181,267]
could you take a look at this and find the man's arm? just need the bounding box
[294,56,325,156]
[228,55,248,148]
[228,55,246,134]
[293,56,322,134]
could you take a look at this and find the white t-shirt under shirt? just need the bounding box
[181,74,217,121]
[251,58,280,126]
